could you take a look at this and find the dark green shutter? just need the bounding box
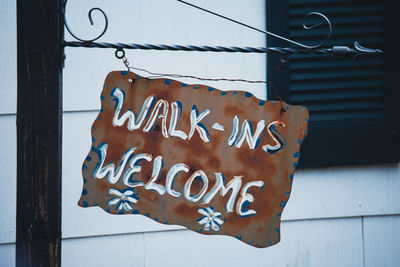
[267,0,400,167]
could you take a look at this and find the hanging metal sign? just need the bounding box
[79,71,309,248]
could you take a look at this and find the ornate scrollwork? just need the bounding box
[62,0,382,58]
[63,0,108,42]
[300,12,332,49]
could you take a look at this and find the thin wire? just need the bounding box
[177,0,332,49]
[119,52,284,101]
[130,65,268,84]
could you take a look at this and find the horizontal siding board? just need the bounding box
[62,233,145,267]
[0,243,15,267]
[144,218,363,267]
[363,215,400,267]
[0,115,16,244]
[283,164,400,221]
[0,0,17,115]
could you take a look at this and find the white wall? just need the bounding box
[1,0,399,266]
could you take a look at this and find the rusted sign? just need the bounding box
[79,71,309,248]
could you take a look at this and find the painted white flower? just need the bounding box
[107,188,138,212]
[197,207,224,231]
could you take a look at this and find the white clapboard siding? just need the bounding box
[63,0,267,112]
[0,243,15,267]
[62,233,145,267]
[0,0,17,115]
[284,164,400,221]
[4,216,400,267]
[0,115,16,244]
[364,215,400,267]
[60,217,364,267]
[62,111,400,238]
[143,218,363,267]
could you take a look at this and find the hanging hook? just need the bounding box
[115,48,125,59]
[115,48,131,72]
[177,0,332,49]
[63,0,109,42]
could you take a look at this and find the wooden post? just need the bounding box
[16,0,63,266]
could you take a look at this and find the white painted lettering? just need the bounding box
[188,106,210,143]
[202,173,242,212]
[168,101,188,140]
[235,119,265,149]
[184,170,209,202]
[93,143,136,184]
[145,155,166,195]
[143,99,169,138]
[166,163,189,197]
[236,181,264,217]
[123,153,152,187]
[262,121,286,154]
[112,87,155,130]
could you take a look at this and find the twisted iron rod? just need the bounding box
[63,41,382,57]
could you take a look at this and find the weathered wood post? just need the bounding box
[16,0,63,265]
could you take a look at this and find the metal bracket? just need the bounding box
[62,0,383,58]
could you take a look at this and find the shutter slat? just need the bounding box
[291,79,383,92]
[290,55,383,69]
[288,0,384,122]
[290,5,383,16]
[309,111,383,122]
[290,0,374,5]
[290,15,383,26]
[290,26,383,38]
[291,89,383,102]
[291,57,383,70]
[306,100,383,112]
[291,69,383,81]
